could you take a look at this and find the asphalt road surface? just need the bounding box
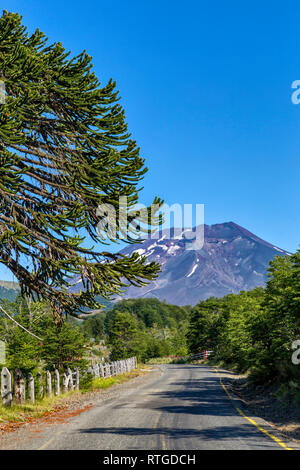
[0,365,298,450]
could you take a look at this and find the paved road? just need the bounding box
[1,365,297,450]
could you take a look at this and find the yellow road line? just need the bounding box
[161,419,167,451]
[214,368,293,451]
[154,411,167,450]
[38,430,62,450]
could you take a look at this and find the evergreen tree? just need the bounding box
[0,11,163,321]
[82,315,104,340]
[3,297,87,371]
[107,311,141,360]
[187,297,224,354]
[40,317,87,370]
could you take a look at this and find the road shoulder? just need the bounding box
[0,366,161,449]
[214,366,300,448]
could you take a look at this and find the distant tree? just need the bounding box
[187,297,224,354]
[218,288,265,371]
[0,11,162,322]
[107,311,141,360]
[40,317,87,370]
[82,315,104,340]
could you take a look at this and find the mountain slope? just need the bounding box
[0,281,20,302]
[116,222,291,305]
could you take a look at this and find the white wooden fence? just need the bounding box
[88,357,137,379]
[0,356,137,407]
[188,350,213,360]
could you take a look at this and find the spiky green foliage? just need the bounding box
[0,11,163,320]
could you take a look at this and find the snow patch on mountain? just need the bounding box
[133,248,145,256]
[168,245,181,255]
[187,264,198,277]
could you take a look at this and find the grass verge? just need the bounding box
[147,356,189,365]
[91,367,146,390]
[0,390,78,425]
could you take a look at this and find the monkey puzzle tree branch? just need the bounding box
[0,11,163,321]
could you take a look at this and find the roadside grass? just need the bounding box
[147,356,217,365]
[91,367,146,390]
[0,390,78,424]
[0,365,149,426]
[147,356,188,365]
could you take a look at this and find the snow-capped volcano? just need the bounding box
[115,222,291,305]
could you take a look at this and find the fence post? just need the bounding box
[1,367,12,406]
[62,373,68,393]
[27,373,35,404]
[46,371,52,397]
[93,364,100,377]
[36,372,43,399]
[67,368,74,390]
[75,368,80,390]
[14,369,25,404]
[54,369,60,396]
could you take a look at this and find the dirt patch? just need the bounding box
[0,404,93,435]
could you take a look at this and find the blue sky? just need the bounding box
[1,1,299,280]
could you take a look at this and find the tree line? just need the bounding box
[0,296,190,372]
[187,250,300,385]
[2,249,300,388]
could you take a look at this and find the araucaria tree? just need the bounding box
[0,11,163,321]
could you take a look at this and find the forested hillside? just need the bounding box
[104,298,190,361]
[105,298,190,330]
